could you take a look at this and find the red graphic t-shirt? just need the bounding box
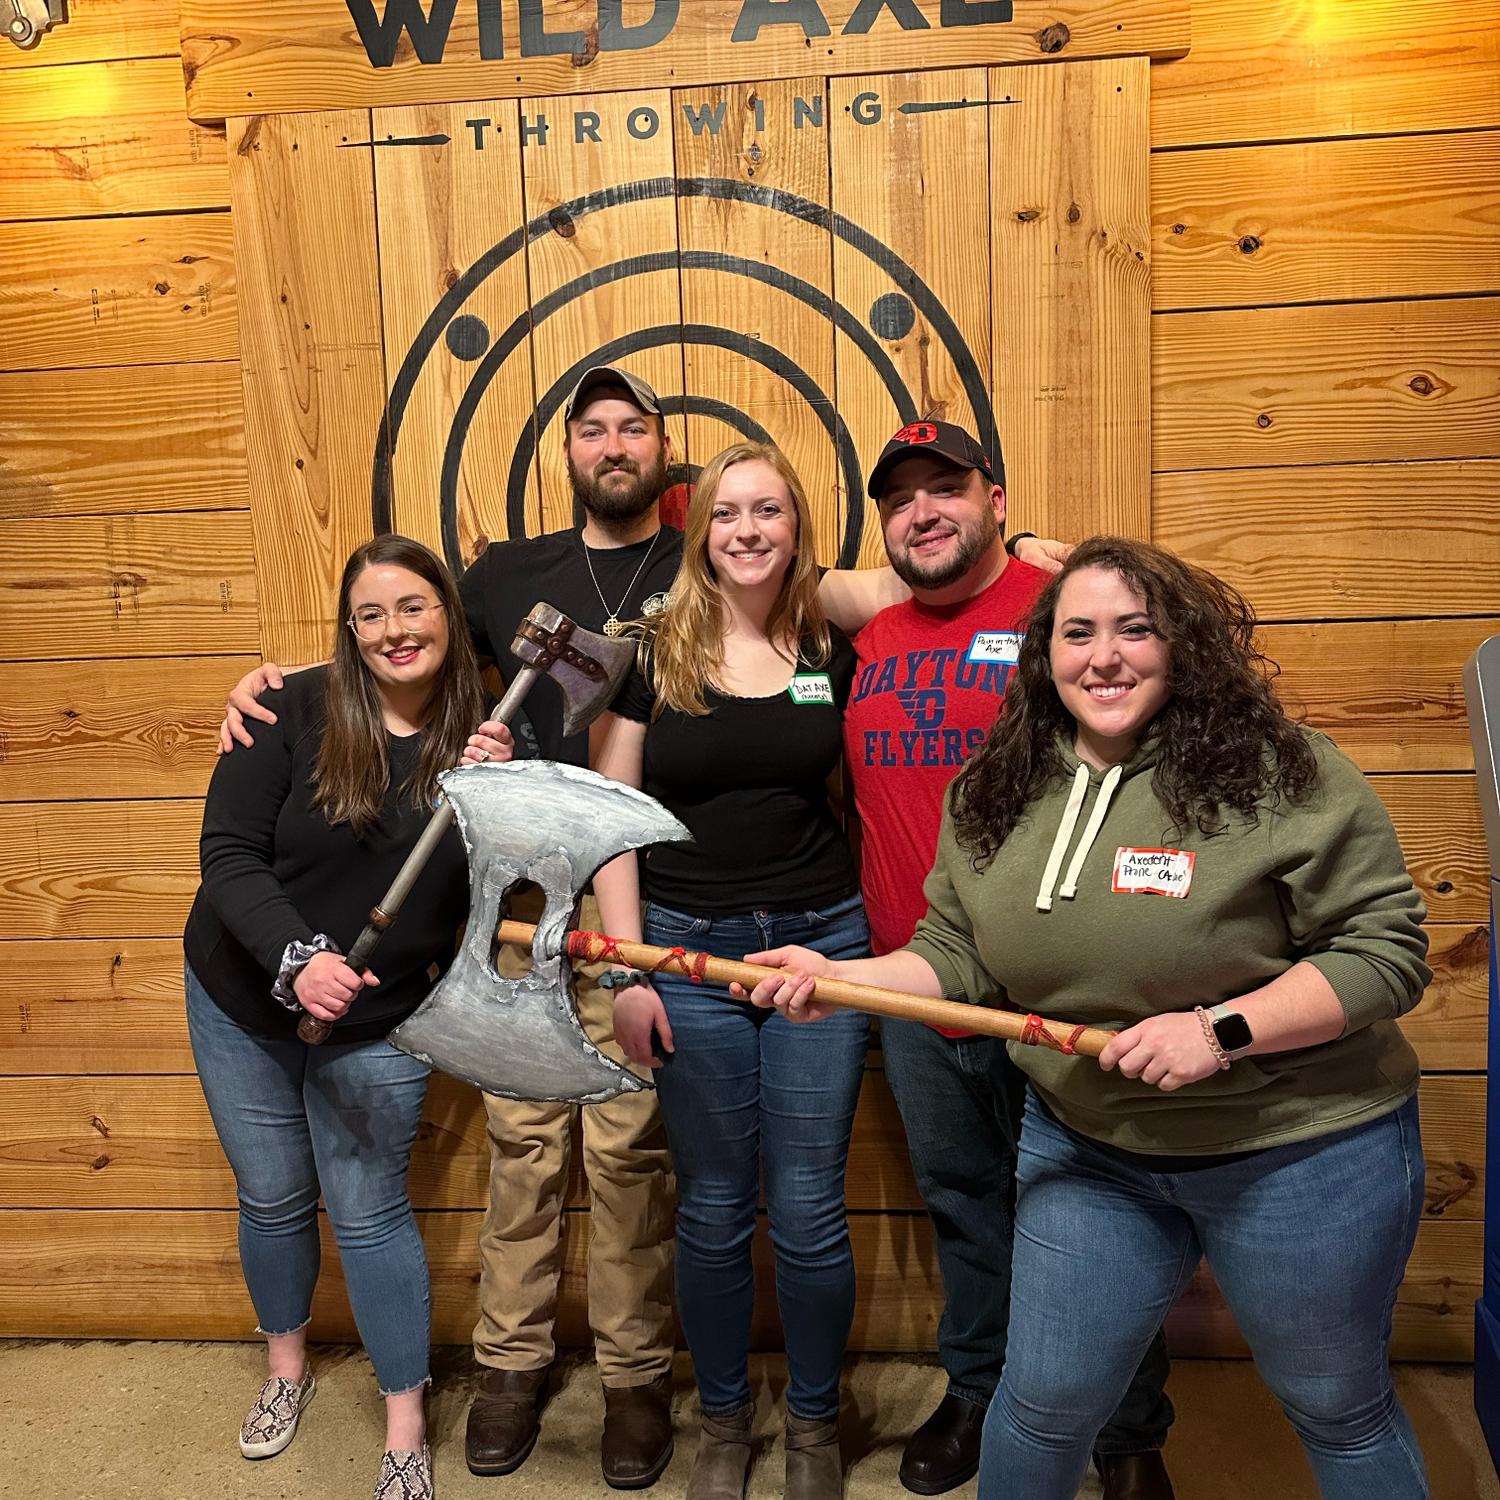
[844,559,1050,1034]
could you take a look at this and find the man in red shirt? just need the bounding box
[843,423,1175,1500]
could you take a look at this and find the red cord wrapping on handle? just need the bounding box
[1019,1014,1087,1055]
[568,930,710,983]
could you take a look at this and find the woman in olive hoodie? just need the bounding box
[747,537,1431,1500]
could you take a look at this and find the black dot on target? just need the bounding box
[446,314,491,361]
[869,292,916,341]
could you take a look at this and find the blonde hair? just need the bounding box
[642,442,830,717]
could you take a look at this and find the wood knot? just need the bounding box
[443,267,459,291]
[548,206,577,239]
[90,1115,110,1138]
[153,281,170,296]
[1255,413,1272,429]
[91,1155,110,1171]
[1015,208,1041,223]
[1409,374,1435,396]
[1171,223,1186,235]
[1035,21,1071,53]
[571,22,599,67]
[1238,234,1262,255]
[1066,203,1082,225]
[1435,879,1454,893]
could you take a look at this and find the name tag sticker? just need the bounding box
[1112,847,1195,898]
[788,673,834,706]
[967,630,1023,665]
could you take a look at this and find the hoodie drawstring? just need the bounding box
[1059,764,1123,901]
[1035,764,1089,912]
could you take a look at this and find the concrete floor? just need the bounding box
[0,1342,1492,1500]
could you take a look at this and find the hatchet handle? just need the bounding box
[495,920,1110,1059]
[296,666,545,1044]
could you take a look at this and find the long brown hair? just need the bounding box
[314,535,483,836]
[950,536,1319,866]
[643,442,830,717]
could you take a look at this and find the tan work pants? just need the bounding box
[474,892,676,1386]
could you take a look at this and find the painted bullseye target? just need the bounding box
[374,176,996,573]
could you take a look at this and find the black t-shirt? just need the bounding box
[459,527,685,765]
[183,668,470,1044]
[611,628,859,915]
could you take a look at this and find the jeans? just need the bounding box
[186,963,433,1395]
[881,1020,1172,1452]
[645,893,871,1421]
[980,1090,1429,1500]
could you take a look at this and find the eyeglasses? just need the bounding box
[347,601,445,642]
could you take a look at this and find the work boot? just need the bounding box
[785,1411,842,1500]
[685,1403,754,1500]
[898,1393,985,1494]
[602,1372,675,1489]
[1095,1451,1177,1500]
[465,1365,550,1476]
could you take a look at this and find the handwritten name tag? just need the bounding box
[967,630,1023,665]
[1112,847,1195,898]
[788,673,834,706]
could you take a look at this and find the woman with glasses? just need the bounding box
[183,534,503,1500]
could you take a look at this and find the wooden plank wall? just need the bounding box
[2,0,1497,1366]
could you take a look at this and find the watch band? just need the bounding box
[1004,531,1037,559]
[1207,1002,1255,1059]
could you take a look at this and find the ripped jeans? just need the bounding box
[186,964,432,1394]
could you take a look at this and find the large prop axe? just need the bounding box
[391,757,1107,1096]
[390,760,689,1101]
[297,602,636,1045]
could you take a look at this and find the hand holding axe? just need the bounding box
[296,602,636,1044]
[494,919,1112,1058]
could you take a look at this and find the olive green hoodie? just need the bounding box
[906,730,1429,1154]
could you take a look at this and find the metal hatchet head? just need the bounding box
[390,760,690,1102]
[512,602,637,739]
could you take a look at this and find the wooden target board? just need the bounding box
[226,64,1151,661]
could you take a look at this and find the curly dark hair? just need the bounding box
[950,536,1318,867]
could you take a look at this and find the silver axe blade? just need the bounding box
[390,760,690,1102]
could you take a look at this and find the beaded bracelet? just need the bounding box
[1193,1005,1233,1071]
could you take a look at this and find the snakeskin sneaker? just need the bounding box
[239,1370,316,1459]
[374,1443,434,1500]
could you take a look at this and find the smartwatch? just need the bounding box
[1207,1003,1254,1059]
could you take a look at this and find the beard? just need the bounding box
[568,450,669,524]
[887,505,1000,590]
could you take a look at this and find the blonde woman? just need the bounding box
[592,444,869,1500]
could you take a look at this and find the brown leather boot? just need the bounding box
[785,1411,842,1500]
[686,1404,754,1500]
[602,1372,675,1490]
[465,1365,550,1476]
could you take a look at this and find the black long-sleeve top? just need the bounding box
[183,667,469,1044]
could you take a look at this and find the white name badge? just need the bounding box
[788,673,834,706]
[1112,847,1196,898]
[967,630,1023,665]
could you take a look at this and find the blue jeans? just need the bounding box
[980,1090,1429,1500]
[185,964,433,1394]
[645,894,871,1420]
[881,1020,1172,1452]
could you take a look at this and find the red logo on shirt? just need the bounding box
[892,422,939,445]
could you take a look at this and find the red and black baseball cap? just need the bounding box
[867,420,1000,499]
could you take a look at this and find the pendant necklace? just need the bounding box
[582,530,658,638]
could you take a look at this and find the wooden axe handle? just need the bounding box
[496,920,1110,1059]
